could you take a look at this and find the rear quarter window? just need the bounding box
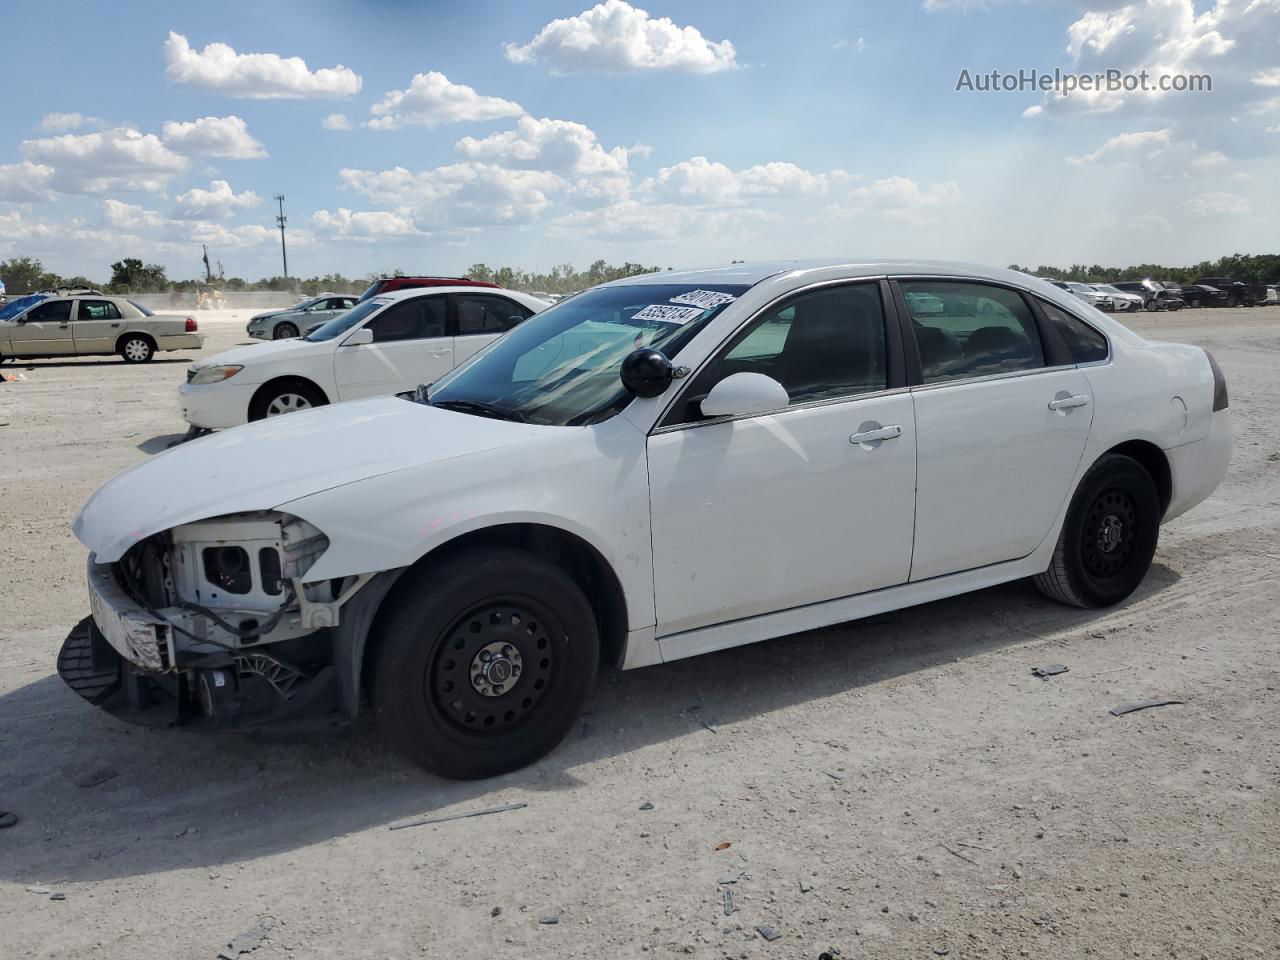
[1038,299,1108,364]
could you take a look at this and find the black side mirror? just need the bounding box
[620,348,674,398]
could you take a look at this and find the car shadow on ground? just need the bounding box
[136,433,196,454]
[7,357,194,369]
[0,564,1180,884]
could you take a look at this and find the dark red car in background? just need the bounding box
[356,276,501,303]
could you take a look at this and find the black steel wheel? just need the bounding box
[372,546,599,779]
[1034,454,1161,608]
[428,597,562,734]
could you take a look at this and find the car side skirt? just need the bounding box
[651,549,1051,666]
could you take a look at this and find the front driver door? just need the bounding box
[333,294,452,400]
[9,299,75,356]
[647,281,917,641]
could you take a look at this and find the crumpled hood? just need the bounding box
[74,397,550,562]
[192,336,331,369]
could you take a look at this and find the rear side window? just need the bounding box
[77,299,122,321]
[899,281,1044,383]
[456,294,532,334]
[1039,300,1108,364]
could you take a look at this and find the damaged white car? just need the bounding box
[63,260,1231,779]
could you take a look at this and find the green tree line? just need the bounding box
[0,256,663,298]
[1008,253,1280,285]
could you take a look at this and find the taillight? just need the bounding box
[1205,350,1228,411]
[185,317,198,332]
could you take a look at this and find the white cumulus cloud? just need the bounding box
[505,0,738,73]
[39,112,104,132]
[340,163,564,227]
[162,115,267,159]
[1182,191,1251,216]
[322,113,352,130]
[1068,128,1173,165]
[0,161,55,202]
[368,72,523,130]
[164,31,361,99]
[170,180,262,220]
[311,208,422,239]
[20,128,188,194]
[456,116,631,176]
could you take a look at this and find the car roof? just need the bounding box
[598,259,1071,290]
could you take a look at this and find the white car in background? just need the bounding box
[179,286,546,428]
[68,260,1230,779]
[1090,284,1144,312]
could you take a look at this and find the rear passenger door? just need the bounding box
[451,293,535,365]
[896,279,1094,581]
[72,299,124,354]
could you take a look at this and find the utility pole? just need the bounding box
[273,194,289,280]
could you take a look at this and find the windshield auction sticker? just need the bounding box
[632,304,705,324]
[669,289,738,310]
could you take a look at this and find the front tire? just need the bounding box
[119,335,154,363]
[1035,454,1161,608]
[372,547,599,779]
[248,379,327,420]
[273,322,299,340]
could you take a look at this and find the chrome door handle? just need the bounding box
[849,424,902,445]
[1048,395,1090,411]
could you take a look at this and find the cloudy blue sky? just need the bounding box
[1,0,1276,282]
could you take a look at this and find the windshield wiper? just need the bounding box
[431,398,527,423]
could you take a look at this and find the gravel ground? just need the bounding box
[1,306,1277,960]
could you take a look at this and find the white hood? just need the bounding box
[74,397,551,562]
[192,336,333,370]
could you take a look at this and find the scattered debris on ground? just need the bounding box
[389,802,528,831]
[722,888,736,916]
[1032,664,1070,679]
[1110,698,1184,716]
[756,925,781,941]
[217,916,275,959]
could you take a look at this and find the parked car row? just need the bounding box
[1043,276,1280,312]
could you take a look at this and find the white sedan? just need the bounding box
[179,286,546,428]
[66,260,1230,779]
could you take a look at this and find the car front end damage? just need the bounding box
[58,511,400,730]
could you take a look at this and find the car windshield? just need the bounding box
[128,300,154,317]
[305,297,388,340]
[424,283,749,426]
[1094,285,1123,294]
[0,294,50,320]
[356,280,385,304]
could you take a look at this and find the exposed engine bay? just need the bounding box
[59,512,390,729]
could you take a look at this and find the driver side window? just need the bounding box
[669,283,888,425]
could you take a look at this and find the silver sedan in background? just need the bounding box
[246,295,357,340]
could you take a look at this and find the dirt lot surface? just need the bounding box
[2,307,1277,959]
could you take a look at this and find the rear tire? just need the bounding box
[273,322,299,340]
[372,547,599,779]
[119,335,154,363]
[1034,454,1161,608]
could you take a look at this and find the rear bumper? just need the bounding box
[159,333,204,351]
[1165,409,1232,521]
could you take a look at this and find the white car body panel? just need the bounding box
[76,260,1231,680]
[177,287,545,429]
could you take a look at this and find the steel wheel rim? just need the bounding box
[1081,488,1138,578]
[427,597,560,735]
[124,339,149,360]
[273,324,297,340]
[266,393,311,416]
